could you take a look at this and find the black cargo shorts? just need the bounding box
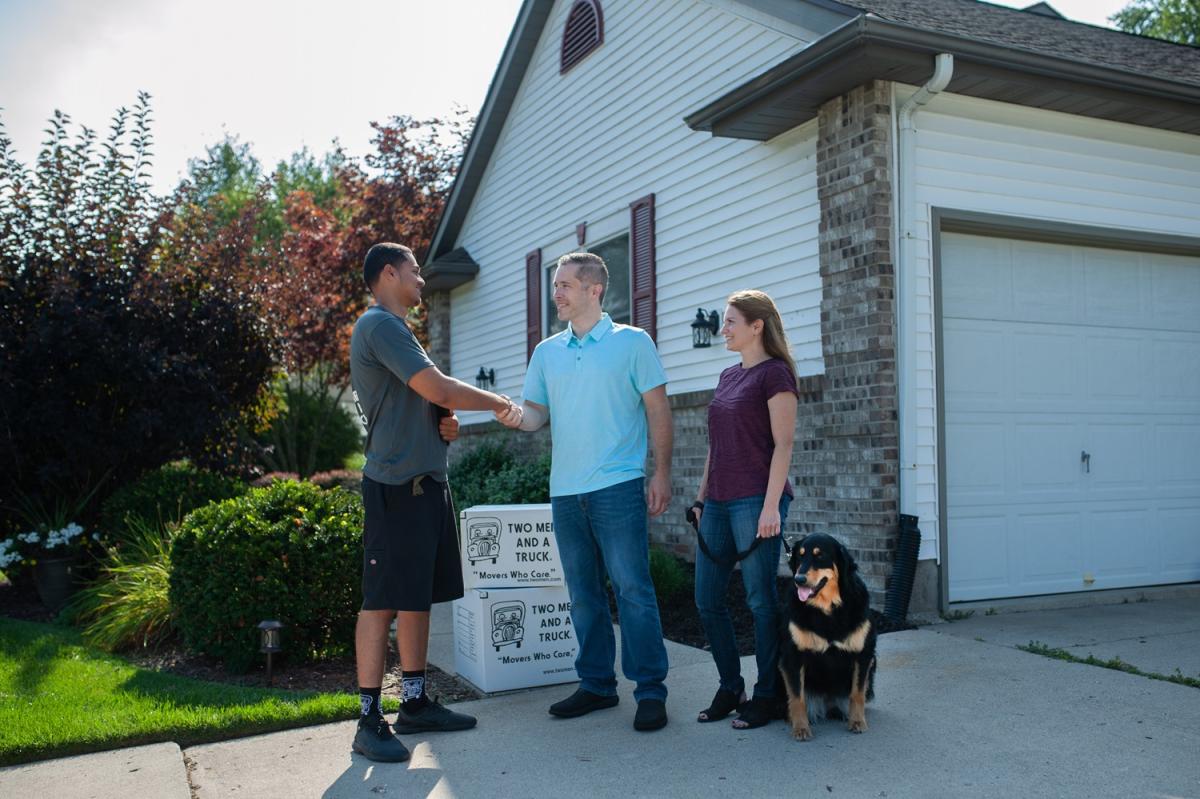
[360,474,463,611]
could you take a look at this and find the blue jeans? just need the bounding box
[551,477,669,702]
[694,494,791,700]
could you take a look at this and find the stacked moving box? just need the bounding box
[453,504,578,693]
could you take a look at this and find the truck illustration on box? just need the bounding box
[466,516,502,564]
[491,601,525,651]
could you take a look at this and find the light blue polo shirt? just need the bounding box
[523,313,667,497]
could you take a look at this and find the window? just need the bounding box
[544,233,630,336]
[560,0,604,74]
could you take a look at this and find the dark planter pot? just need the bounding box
[34,556,79,612]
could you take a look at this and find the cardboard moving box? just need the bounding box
[460,504,563,589]
[453,586,578,693]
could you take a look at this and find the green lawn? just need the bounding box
[0,618,392,766]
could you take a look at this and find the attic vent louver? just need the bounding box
[560,0,604,74]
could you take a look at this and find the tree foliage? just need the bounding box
[1111,0,1200,44]
[0,94,276,528]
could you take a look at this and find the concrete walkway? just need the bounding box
[4,598,1199,799]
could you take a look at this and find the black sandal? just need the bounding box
[731,696,774,729]
[697,687,746,722]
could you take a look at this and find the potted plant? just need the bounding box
[0,523,99,612]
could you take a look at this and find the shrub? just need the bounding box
[169,480,362,672]
[67,517,175,651]
[99,461,247,543]
[449,442,550,512]
[253,379,363,478]
[648,548,691,600]
[250,471,301,487]
[481,455,551,506]
[309,470,363,494]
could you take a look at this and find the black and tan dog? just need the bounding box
[777,533,877,740]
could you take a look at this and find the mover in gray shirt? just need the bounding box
[349,242,514,763]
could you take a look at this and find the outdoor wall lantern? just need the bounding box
[258,619,283,684]
[475,367,495,389]
[691,308,720,348]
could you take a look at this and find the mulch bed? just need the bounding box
[1,563,915,704]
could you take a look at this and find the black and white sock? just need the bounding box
[359,686,383,723]
[401,670,427,712]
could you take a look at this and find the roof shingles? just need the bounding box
[838,0,1200,87]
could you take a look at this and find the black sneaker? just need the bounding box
[352,717,410,762]
[634,698,668,731]
[393,697,477,734]
[548,688,620,718]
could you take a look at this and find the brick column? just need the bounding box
[801,80,899,604]
[424,290,452,372]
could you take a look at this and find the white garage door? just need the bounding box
[943,232,1200,601]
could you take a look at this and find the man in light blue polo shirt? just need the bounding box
[497,251,674,732]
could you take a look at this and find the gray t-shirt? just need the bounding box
[350,305,447,485]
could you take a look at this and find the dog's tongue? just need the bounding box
[797,585,814,602]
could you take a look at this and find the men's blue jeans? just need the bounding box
[550,477,669,702]
[694,494,791,700]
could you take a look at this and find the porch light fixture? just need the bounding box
[258,619,283,684]
[475,367,495,389]
[691,308,720,348]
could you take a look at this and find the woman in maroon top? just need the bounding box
[692,289,799,730]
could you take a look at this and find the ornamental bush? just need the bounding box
[99,461,247,543]
[448,441,550,513]
[169,480,363,672]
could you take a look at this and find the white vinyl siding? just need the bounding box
[450,0,820,424]
[901,87,1200,563]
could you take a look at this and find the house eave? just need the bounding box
[423,249,480,292]
[685,15,1200,140]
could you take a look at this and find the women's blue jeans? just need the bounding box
[694,494,790,700]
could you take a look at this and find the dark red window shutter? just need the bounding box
[560,0,604,74]
[629,194,656,341]
[525,249,542,359]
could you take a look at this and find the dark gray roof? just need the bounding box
[423,247,479,291]
[840,0,1200,87]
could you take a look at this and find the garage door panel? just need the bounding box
[1087,507,1155,586]
[1086,334,1145,408]
[1013,240,1077,325]
[946,513,1011,600]
[1156,424,1200,489]
[943,321,1008,408]
[1083,249,1144,326]
[944,421,1007,501]
[1014,423,1080,495]
[1154,338,1200,408]
[1017,511,1081,590]
[942,236,1012,318]
[944,232,1200,601]
[1151,256,1200,332]
[1085,423,1148,495]
[1160,506,1200,580]
[1012,330,1079,406]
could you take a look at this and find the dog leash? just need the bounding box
[686,502,793,566]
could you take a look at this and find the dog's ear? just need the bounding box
[789,535,806,571]
[837,540,859,582]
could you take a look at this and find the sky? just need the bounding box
[0,0,1131,195]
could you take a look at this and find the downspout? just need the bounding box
[896,53,953,555]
